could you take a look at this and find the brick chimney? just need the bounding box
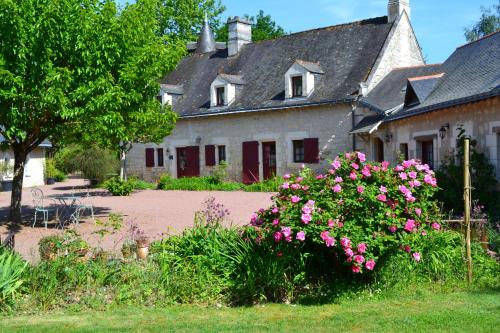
[227,16,252,57]
[388,0,410,23]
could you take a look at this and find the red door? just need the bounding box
[242,141,259,184]
[262,142,276,180]
[177,146,200,178]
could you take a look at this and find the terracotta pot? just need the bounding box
[136,246,149,260]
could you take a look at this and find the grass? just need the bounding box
[1,290,499,332]
[157,175,280,192]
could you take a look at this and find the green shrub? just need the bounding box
[209,161,228,184]
[128,177,155,190]
[0,247,28,309]
[244,176,280,192]
[104,177,135,196]
[44,158,59,179]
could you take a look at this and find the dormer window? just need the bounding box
[285,60,324,99]
[216,86,225,106]
[158,84,184,106]
[292,76,303,97]
[210,74,245,108]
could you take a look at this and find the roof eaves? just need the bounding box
[179,98,356,119]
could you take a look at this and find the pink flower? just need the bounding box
[421,230,427,236]
[399,172,408,180]
[404,219,416,232]
[341,237,351,248]
[316,174,324,180]
[404,245,411,253]
[395,165,404,172]
[381,161,390,170]
[415,208,422,217]
[413,252,421,262]
[345,248,354,257]
[291,183,301,190]
[365,259,376,270]
[282,182,290,189]
[283,174,291,180]
[376,194,387,202]
[361,167,372,177]
[409,171,417,179]
[301,214,312,224]
[345,153,352,160]
[357,152,367,163]
[302,205,312,214]
[307,200,315,206]
[296,231,306,241]
[332,184,342,193]
[431,222,441,230]
[335,176,343,183]
[296,177,303,182]
[357,186,364,194]
[424,174,437,186]
[379,185,387,193]
[277,252,283,257]
[328,220,335,227]
[281,227,292,238]
[272,207,279,214]
[405,194,416,203]
[272,219,279,226]
[350,172,357,180]
[274,232,282,242]
[331,159,341,170]
[351,265,361,273]
[291,195,301,203]
[285,236,292,242]
[320,231,335,247]
[302,185,310,191]
[402,160,413,169]
[354,255,365,264]
[389,225,397,233]
[337,221,344,228]
[357,243,367,253]
[399,185,410,195]
[351,163,359,170]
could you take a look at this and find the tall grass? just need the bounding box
[157,175,279,192]
[0,247,28,309]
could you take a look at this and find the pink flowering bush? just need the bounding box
[250,152,442,275]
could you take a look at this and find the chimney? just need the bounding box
[195,13,216,54]
[388,0,410,23]
[227,16,252,57]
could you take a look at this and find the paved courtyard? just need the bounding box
[0,178,273,261]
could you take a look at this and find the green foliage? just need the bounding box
[53,145,81,174]
[209,161,228,184]
[71,146,119,183]
[103,177,135,196]
[128,177,156,190]
[216,10,286,42]
[0,160,13,178]
[435,128,500,218]
[464,2,500,42]
[0,247,28,308]
[157,174,279,192]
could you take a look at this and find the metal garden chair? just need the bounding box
[31,188,57,229]
[70,186,95,224]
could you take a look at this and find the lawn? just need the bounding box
[2,290,499,332]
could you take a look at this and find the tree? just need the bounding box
[464,2,500,41]
[216,10,286,43]
[0,0,185,223]
[158,0,225,42]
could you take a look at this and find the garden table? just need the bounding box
[48,195,83,228]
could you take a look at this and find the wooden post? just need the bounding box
[463,138,473,286]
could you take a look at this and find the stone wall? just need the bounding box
[127,104,355,182]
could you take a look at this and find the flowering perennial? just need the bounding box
[250,152,441,274]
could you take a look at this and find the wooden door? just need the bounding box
[421,140,434,169]
[242,141,259,184]
[262,142,276,180]
[177,146,200,178]
[374,138,384,162]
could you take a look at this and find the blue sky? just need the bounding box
[118,0,498,64]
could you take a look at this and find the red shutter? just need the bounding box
[145,148,155,167]
[205,145,216,166]
[242,141,259,184]
[157,148,164,167]
[304,138,319,164]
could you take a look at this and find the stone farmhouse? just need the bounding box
[128,0,500,183]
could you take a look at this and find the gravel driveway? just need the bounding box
[0,178,273,261]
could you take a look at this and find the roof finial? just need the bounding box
[196,11,216,53]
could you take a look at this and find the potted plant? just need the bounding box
[136,236,149,260]
[38,235,63,261]
[0,160,14,192]
[121,239,137,259]
[45,158,58,185]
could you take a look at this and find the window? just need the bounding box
[156,95,163,104]
[400,143,409,161]
[157,148,164,167]
[218,145,226,163]
[420,140,434,169]
[292,76,303,97]
[216,87,225,106]
[293,140,304,162]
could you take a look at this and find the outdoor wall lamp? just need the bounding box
[195,136,202,144]
[439,124,450,139]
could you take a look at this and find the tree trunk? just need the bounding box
[9,148,28,224]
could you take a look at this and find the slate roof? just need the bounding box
[350,114,385,134]
[406,74,444,105]
[359,64,443,113]
[387,30,500,121]
[163,17,394,117]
